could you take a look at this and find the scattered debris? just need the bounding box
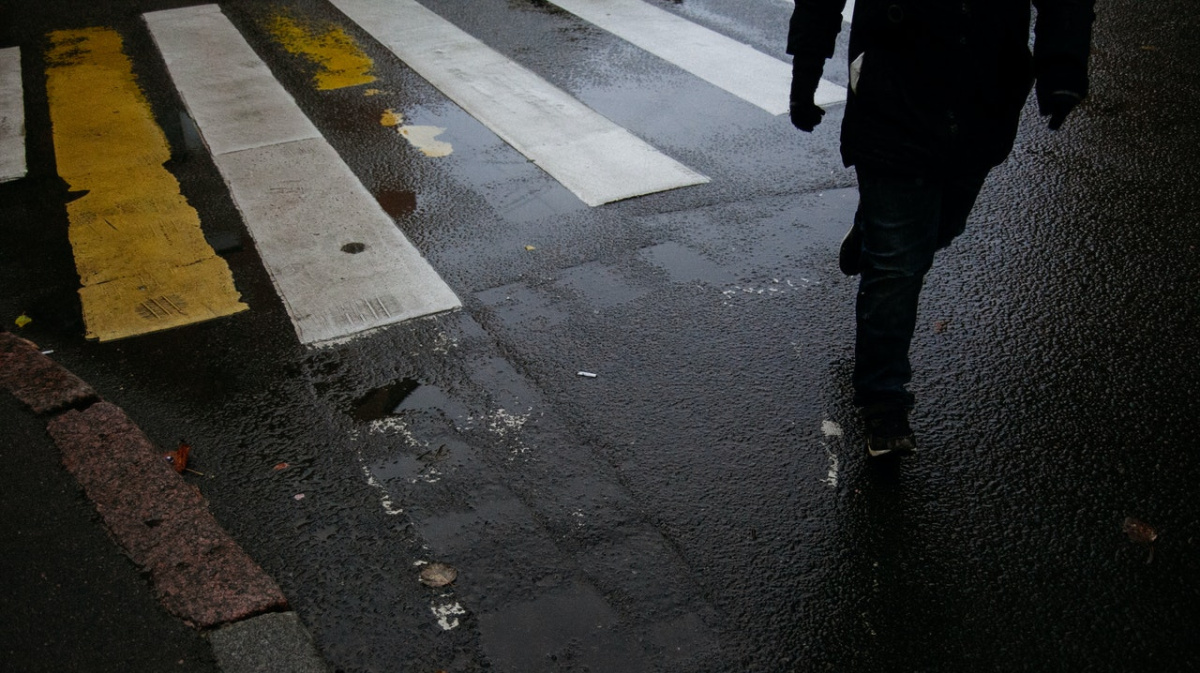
[273,462,290,471]
[934,319,952,333]
[524,245,537,251]
[1122,516,1158,564]
[294,493,306,501]
[163,440,191,473]
[15,314,31,328]
[1123,517,1158,544]
[419,563,458,588]
[577,371,598,378]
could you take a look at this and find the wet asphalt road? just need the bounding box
[3,0,1199,670]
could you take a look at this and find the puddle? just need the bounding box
[381,109,453,157]
[377,189,417,218]
[352,378,469,422]
[641,241,734,285]
[352,378,420,422]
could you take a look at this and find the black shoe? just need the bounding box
[863,404,916,457]
[839,222,863,276]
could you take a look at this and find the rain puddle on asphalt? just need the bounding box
[352,378,420,422]
[376,189,417,218]
[351,378,467,422]
[381,109,453,157]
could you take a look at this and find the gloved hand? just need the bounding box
[790,60,826,132]
[790,100,825,132]
[1038,90,1082,131]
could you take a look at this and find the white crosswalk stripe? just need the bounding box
[144,4,461,347]
[783,0,856,24]
[328,0,710,207]
[0,47,26,183]
[544,0,845,114]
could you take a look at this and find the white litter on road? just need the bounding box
[546,0,845,114]
[328,0,709,206]
[144,4,461,346]
[0,47,26,183]
[431,599,467,630]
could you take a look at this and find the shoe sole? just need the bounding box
[867,436,916,458]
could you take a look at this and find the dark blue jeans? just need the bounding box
[852,169,989,408]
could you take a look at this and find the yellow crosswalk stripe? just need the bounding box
[44,27,247,342]
[263,10,376,91]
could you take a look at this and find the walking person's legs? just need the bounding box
[849,169,988,455]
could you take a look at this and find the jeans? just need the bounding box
[851,169,989,408]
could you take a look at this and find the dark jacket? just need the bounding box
[788,0,1095,175]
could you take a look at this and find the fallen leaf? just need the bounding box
[524,245,537,251]
[419,563,458,587]
[934,319,951,333]
[273,462,290,471]
[163,441,191,473]
[15,314,32,328]
[1122,517,1158,544]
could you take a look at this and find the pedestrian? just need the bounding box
[788,0,1096,457]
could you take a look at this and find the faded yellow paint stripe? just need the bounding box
[265,12,375,90]
[45,27,247,342]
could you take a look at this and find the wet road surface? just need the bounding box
[2,0,1199,670]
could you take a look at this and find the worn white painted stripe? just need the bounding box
[548,0,845,114]
[143,5,320,156]
[0,47,27,183]
[328,0,709,206]
[144,5,460,346]
[785,0,855,24]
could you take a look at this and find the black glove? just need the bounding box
[790,101,825,132]
[1038,90,1082,131]
[790,60,826,132]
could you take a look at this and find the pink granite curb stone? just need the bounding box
[0,332,97,414]
[47,402,289,629]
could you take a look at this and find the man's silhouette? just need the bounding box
[788,0,1096,456]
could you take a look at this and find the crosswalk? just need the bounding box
[145,5,461,346]
[329,0,711,207]
[8,0,848,346]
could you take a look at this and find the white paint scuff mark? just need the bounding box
[464,407,536,456]
[822,447,839,488]
[358,456,405,515]
[821,419,842,488]
[721,278,817,305]
[431,599,467,630]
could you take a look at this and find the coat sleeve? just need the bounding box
[1032,0,1097,96]
[787,0,848,90]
